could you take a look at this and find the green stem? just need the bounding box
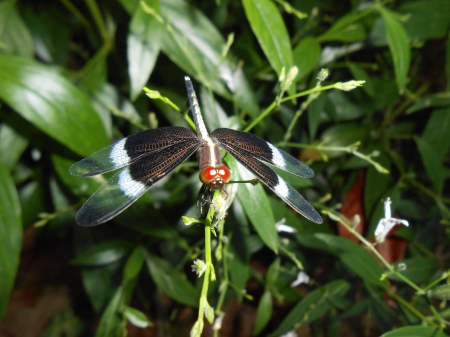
[85,0,109,42]
[59,0,92,29]
[387,291,426,321]
[244,84,336,132]
[193,190,220,337]
[323,208,423,294]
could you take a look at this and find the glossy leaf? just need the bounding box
[270,280,350,336]
[146,255,199,307]
[123,246,146,282]
[388,257,438,284]
[421,107,450,160]
[0,124,28,170]
[415,136,446,193]
[381,326,450,337]
[94,280,137,337]
[301,234,386,288]
[0,0,33,57]
[318,11,368,43]
[406,93,450,114]
[364,152,391,216]
[266,257,280,286]
[232,153,278,253]
[399,1,450,41]
[320,123,369,158]
[159,0,259,117]
[124,306,152,328]
[348,64,375,96]
[71,240,136,266]
[243,0,293,75]
[379,8,410,93]
[0,164,22,319]
[293,36,321,81]
[127,0,162,100]
[0,56,109,157]
[253,290,272,335]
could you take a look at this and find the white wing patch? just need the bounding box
[268,143,287,169]
[273,178,289,198]
[110,138,129,166]
[118,168,146,197]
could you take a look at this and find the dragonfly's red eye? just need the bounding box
[217,165,231,183]
[199,165,231,185]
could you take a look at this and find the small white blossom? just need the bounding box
[191,259,206,277]
[212,312,225,331]
[275,218,297,233]
[280,330,297,337]
[374,198,409,242]
[397,263,406,271]
[291,271,310,287]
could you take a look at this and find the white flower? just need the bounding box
[275,218,297,233]
[291,271,310,287]
[191,259,206,277]
[374,198,409,242]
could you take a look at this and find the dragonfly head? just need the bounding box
[199,165,231,190]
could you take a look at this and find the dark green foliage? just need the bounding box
[0,0,449,336]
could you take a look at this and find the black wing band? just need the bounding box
[211,128,314,178]
[75,138,202,227]
[70,126,199,177]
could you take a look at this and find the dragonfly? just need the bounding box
[70,77,323,226]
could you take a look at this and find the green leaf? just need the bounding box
[348,64,375,96]
[270,280,350,336]
[364,152,391,216]
[406,93,450,114]
[320,123,369,158]
[387,257,438,284]
[398,1,450,41]
[0,124,28,170]
[308,91,326,140]
[232,155,278,253]
[228,232,251,301]
[0,0,34,57]
[318,11,368,43]
[71,240,136,266]
[266,258,280,286]
[300,234,386,288]
[379,8,410,93]
[0,56,109,157]
[421,107,450,160]
[293,36,321,81]
[146,255,199,307]
[128,0,162,100]
[253,290,272,335]
[381,326,450,337]
[159,0,259,118]
[123,246,146,282]
[415,136,446,193]
[0,164,22,319]
[94,280,137,337]
[327,91,367,121]
[242,0,293,75]
[124,306,152,328]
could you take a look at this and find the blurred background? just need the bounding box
[0,0,449,336]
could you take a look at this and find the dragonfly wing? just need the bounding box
[213,133,322,224]
[75,138,202,226]
[211,128,314,178]
[70,126,198,177]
